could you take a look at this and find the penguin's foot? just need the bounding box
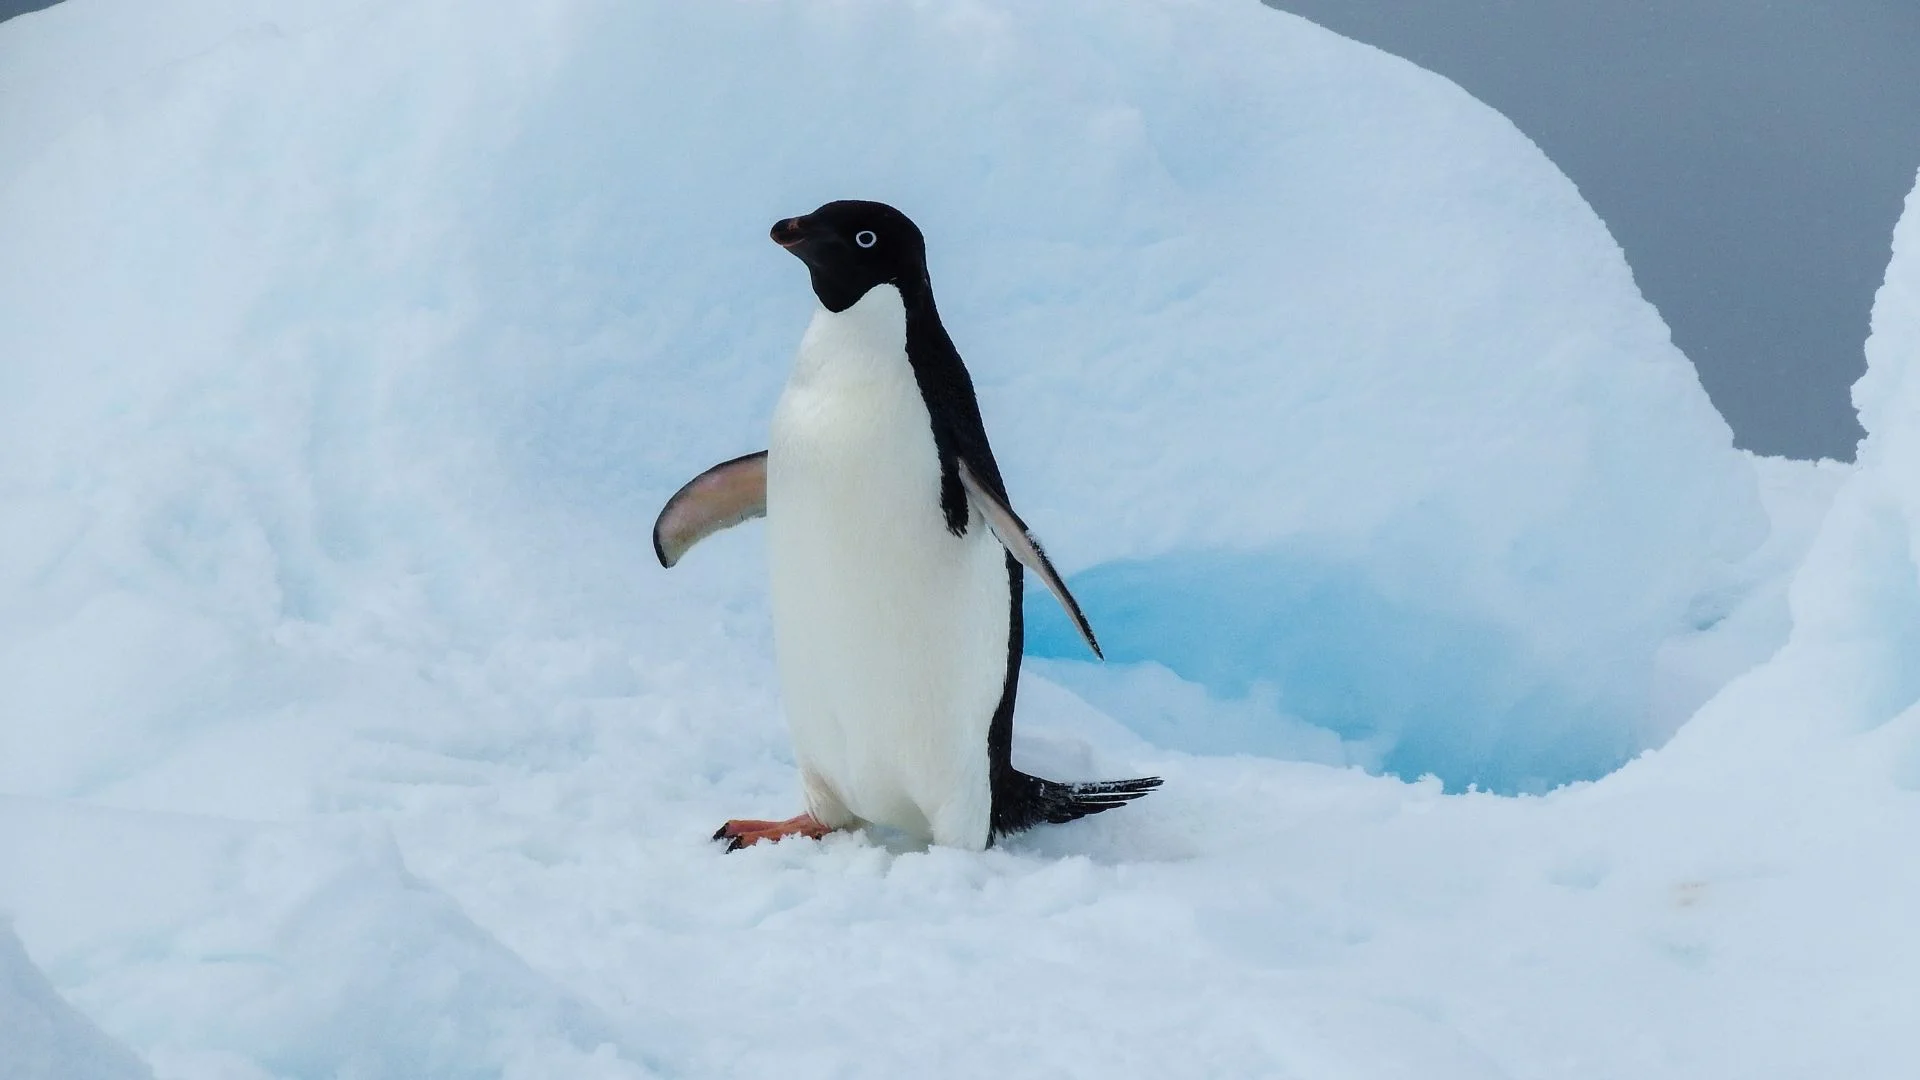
[712,813,833,853]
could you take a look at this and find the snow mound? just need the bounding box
[1654,168,1920,771]
[1521,168,1920,1078]
[1670,166,1920,771]
[0,0,1762,801]
[0,922,150,1080]
[0,798,650,1079]
[0,0,1832,1076]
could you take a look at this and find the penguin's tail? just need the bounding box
[991,770,1163,838]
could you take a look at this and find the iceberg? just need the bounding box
[2,1,1906,1076]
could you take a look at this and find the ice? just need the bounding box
[1,0,1768,798]
[0,799,648,1079]
[1669,164,1920,771]
[1569,164,1920,1078]
[1656,166,1920,777]
[0,0,1909,1077]
[0,921,150,1080]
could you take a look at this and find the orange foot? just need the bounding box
[712,812,834,853]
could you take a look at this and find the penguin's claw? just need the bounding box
[711,818,783,841]
[713,813,832,852]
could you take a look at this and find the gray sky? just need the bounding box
[5,2,1915,459]
[1265,0,1920,461]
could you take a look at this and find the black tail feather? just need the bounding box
[990,770,1162,838]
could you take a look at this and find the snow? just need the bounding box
[0,921,150,1080]
[0,0,1909,1077]
[1650,164,1920,794]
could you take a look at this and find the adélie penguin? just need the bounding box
[654,200,1160,852]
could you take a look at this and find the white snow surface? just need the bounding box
[0,0,1907,1076]
[0,921,150,1080]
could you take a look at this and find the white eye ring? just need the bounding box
[855,230,878,249]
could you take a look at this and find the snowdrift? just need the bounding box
[1666,165,1920,777]
[1527,167,1920,1078]
[0,0,1762,800]
[0,922,149,1080]
[2,0,1905,1077]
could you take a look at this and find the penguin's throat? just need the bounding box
[794,284,910,385]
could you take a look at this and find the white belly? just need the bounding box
[766,286,1009,849]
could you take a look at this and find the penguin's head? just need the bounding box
[772,200,928,313]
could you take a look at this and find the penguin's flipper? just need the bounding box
[955,457,1103,660]
[653,451,768,568]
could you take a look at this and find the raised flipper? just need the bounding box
[955,457,1103,660]
[653,451,768,568]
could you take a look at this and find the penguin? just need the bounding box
[654,200,1160,852]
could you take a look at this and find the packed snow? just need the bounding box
[0,0,1910,1076]
[0,921,149,1080]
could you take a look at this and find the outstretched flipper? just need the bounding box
[955,457,1103,660]
[653,451,768,568]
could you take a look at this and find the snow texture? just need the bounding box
[0,0,1907,1077]
[0,922,150,1080]
[0,0,1767,801]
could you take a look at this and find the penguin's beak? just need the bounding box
[770,215,811,250]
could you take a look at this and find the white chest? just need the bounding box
[762,285,1009,848]
[768,285,940,522]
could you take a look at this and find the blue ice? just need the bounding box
[1026,547,1639,794]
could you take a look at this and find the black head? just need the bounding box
[771,200,929,313]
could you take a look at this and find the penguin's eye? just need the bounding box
[854,230,878,249]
